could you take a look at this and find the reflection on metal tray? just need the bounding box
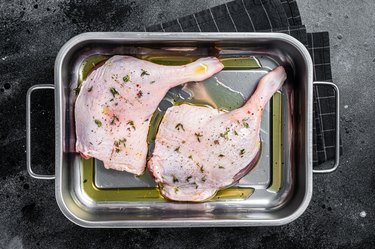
[52,32,314,227]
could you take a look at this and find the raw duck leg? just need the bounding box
[148,66,287,201]
[75,55,223,175]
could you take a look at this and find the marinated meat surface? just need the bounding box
[75,55,223,175]
[148,66,287,201]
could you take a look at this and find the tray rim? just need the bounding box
[54,32,313,227]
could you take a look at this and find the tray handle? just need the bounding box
[312,81,340,174]
[26,84,55,180]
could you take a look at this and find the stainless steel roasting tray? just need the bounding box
[26,32,340,227]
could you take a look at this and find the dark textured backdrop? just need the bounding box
[0,0,374,248]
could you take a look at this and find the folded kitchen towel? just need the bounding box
[146,0,341,166]
[281,0,341,166]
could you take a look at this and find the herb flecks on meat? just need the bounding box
[123,75,130,82]
[141,69,150,77]
[195,132,203,142]
[137,90,143,98]
[110,87,119,97]
[127,120,136,130]
[175,123,185,131]
[94,119,102,127]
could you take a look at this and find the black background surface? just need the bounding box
[0,0,374,248]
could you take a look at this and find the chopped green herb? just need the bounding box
[141,69,150,77]
[240,149,245,156]
[87,86,93,92]
[186,176,192,182]
[242,119,249,128]
[218,154,225,158]
[150,80,156,84]
[127,120,136,130]
[110,87,119,97]
[172,175,179,183]
[219,128,230,140]
[114,138,127,152]
[234,130,238,136]
[195,132,203,142]
[218,166,225,169]
[201,176,206,182]
[175,123,185,131]
[136,90,143,98]
[174,146,180,152]
[122,75,130,82]
[94,119,102,127]
[188,155,193,159]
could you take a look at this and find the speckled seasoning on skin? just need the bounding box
[148,67,287,201]
[75,55,223,175]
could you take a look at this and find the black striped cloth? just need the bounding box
[146,0,340,166]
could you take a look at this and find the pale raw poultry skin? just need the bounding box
[148,66,287,201]
[75,55,224,175]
